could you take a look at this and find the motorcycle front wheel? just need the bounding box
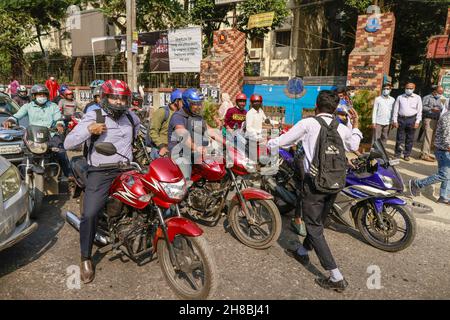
[355,204,416,252]
[157,235,218,300]
[228,199,281,249]
[29,173,44,218]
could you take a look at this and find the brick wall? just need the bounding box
[347,12,395,92]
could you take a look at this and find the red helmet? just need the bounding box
[100,79,132,117]
[250,94,263,103]
[64,89,73,97]
[235,93,247,102]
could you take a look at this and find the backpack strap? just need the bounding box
[84,109,106,165]
[125,111,136,141]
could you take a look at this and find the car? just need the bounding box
[0,155,37,252]
[0,93,29,164]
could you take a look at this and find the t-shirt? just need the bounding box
[224,107,247,129]
[245,107,267,138]
[58,99,79,117]
[168,109,208,153]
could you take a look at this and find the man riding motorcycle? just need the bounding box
[149,89,183,159]
[13,85,31,107]
[58,89,79,126]
[64,79,140,284]
[3,84,73,180]
[224,93,247,132]
[52,84,70,105]
[84,85,102,113]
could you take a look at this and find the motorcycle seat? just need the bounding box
[71,155,88,188]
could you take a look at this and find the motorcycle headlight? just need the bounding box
[380,175,394,189]
[0,165,21,202]
[26,141,48,154]
[160,180,187,200]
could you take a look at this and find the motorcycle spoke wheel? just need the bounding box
[157,235,218,299]
[228,199,281,250]
[356,204,416,252]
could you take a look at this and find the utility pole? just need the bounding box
[126,0,137,91]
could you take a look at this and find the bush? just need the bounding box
[202,98,220,128]
[351,89,379,143]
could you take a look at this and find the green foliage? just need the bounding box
[351,90,378,143]
[202,98,220,128]
[236,0,289,40]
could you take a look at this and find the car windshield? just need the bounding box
[0,93,28,127]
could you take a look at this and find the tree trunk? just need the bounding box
[9,45,24,79]
[72,57,82,85]
[35,24,46,56]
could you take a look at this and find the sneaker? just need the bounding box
[437,197,450,205]
[315,277,348,293]
[284,248,310,266]
[404,156,411,161]
[291,218,307,237]
[408,179,421,197]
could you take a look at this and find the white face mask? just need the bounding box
[382,89,391,96]
[405,89,414,96]
[36,97,48,105]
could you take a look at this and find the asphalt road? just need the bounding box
[0,141,449,300]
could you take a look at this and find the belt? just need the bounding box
[398,115,417,119]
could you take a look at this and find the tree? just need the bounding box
[236,0,290,41]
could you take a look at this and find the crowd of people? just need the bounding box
[0,75,448,292]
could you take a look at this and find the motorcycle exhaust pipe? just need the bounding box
[65,211,109,245]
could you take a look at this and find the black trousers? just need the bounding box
[395,115,417,157]
[80,168,122,258]
[301,175,338,271]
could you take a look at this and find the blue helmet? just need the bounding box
[60,84,69,95]
[90,79,105,89]
[182,88,204,115]
[170,89,183,104]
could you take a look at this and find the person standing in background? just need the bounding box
[420,85,448,162]
[392,82,423,161]
[45,76,60,101]
[370,83,395,145]
[7,78,20,98]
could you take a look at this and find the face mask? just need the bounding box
[405,89,414,96]
[36,97,48,105]
[382,89,391,96]
[435,94,441,99]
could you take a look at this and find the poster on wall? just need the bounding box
[144,27,202,73]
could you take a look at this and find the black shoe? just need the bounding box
[437,197,450,205]
[315,277,348,293]
[284,248,310,266]
[408,179,421,197]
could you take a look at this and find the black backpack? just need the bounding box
[309,116,347,193]
[83,109,136,164]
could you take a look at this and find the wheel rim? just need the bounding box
[160,236,207,297]
[362,206,411,247]
[234,200,275,243]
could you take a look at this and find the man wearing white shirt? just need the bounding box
[245,94,270,139]
[392,82,423,161]
[371,83,395,145]
[268,90,362,292]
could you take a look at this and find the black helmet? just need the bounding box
[30,84,49,96]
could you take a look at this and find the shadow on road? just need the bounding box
[0,184,70,278]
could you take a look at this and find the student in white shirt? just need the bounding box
[268,90,362,292]
[370,83,395,145]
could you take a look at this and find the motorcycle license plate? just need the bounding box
[389,159,400,166]
[0,145,22,154]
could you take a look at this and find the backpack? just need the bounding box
[309,116,347,193]
[83,109,136,164]
[146,105,170,147]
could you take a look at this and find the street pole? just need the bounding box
[126,0,137,91]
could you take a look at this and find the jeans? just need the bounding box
[416,150,450,201]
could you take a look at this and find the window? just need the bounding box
[275,31,291,48]
[251,37,264,49]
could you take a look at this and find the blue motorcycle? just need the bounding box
[329,139,416,252]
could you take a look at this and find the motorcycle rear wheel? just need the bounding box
[355,204,416,252]
[157,235,218,300]
[228,199,281,249]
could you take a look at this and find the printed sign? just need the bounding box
[248,12,275,29]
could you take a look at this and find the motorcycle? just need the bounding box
[66,111,83,133]
[66,142,218,299]
[181,136,282,250]
[18,125,62,217]
[329,139,416,252]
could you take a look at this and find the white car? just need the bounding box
[0,155,37,252]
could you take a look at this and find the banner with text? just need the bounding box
[167,27,202,73]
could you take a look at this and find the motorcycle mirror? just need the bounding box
[95,142,117,156]
[368,148,383,160]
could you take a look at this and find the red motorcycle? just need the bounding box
[181,138,281,250]
[66,142,218,299]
